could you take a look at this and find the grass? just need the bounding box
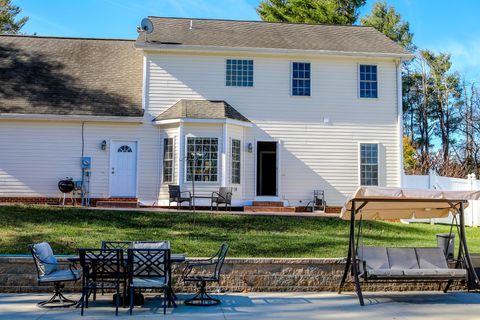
[1,205,480,258]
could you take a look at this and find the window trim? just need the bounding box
[358,142,379,186]
[183,135,220,184]
[290,61,312,97]
[162,137,174,184]
[225,59,254,87]
[230,138,241,184]
[358,63,379,99]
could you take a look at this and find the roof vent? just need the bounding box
[189,20,193,30]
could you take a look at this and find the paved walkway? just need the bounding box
[1,291,480,319]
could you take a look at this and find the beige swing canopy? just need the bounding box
[340,186,480,221]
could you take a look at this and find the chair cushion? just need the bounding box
[33,242,57,275]
[366,269,403,277]
[415,248,449,269]
[387,248,420,270]
[133,241,169,249]
[403,268,439,276]
[358,246,390,270]
[39,269,81,283]
[435,268,467,277]
[131,276,167,288]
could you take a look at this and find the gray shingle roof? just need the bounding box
[137,17,410,56]
[0,35,143,117]
[154,100,250,122]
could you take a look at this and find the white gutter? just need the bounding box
[154,118,253,127]
[0,113,144,123]
[135,43,414,60]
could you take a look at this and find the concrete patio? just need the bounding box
[1,291,480,319]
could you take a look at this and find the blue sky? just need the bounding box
[17,0,480,80]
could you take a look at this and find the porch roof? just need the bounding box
[153,99,250,123]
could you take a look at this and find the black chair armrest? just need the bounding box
[180,191,192,197]
[182,261,216,279]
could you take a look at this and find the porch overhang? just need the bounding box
[152,99,251,127]
[154,117,252,127]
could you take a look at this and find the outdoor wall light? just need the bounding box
[247,142,253,153]
[101,140,107,151]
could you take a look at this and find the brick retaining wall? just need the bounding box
[0,255,466,293]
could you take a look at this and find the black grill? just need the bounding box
[58,179,75,193]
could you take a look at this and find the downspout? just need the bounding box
[396,60,404,187]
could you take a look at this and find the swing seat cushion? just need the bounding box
[358,246,467,279]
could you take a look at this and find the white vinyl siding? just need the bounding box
[0,120,161,204]
[146,53,400,206]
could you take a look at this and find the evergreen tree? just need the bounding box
[257,0,366,25]
[0,0,28,34]
[360,1,414,51]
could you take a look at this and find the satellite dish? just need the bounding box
[140,18,154,34]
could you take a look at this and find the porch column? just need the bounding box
[178,123,184,185]
[221,123,227,187]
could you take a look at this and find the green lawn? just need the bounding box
[1,205,480,257]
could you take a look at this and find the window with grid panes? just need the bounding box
[226,59,253,87]
[359,65,378,98]
[360,143,378,186]
[231,139,241,184]
[292,62,311,96]
[163,138,174,183]
[186,137,218,182]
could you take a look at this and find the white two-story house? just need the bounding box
[0,17,412,209]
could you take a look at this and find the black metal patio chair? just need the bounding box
[168,184,192,209]
[29,242,81,308]
[182,242,229,306]
[211,187,233,211]
[79,248,123,316]
[127,248,171,315]
[101,241,133,251]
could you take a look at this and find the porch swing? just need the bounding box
[337,186,480,306]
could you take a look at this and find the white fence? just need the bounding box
[403,173,480,227]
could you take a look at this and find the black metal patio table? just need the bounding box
[69,253,186,308]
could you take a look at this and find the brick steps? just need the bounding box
[252,201,285,207]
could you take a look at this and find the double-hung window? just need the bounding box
[360,143,379,186]
[359,64,378,98]
[226,59,253,87]
[163,138,174,183]
[186,137,218,182]
[292,62,311,96]
[231,139,241,184]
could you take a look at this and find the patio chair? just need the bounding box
[211,187,233,211]
[168,184,192,209]
[79,248,123,316]
[182,242,229,306]
[29,242,81,308]
[127,248,171,315]
[101,241,132,251]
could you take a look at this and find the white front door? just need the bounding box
[110,141,137,197]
